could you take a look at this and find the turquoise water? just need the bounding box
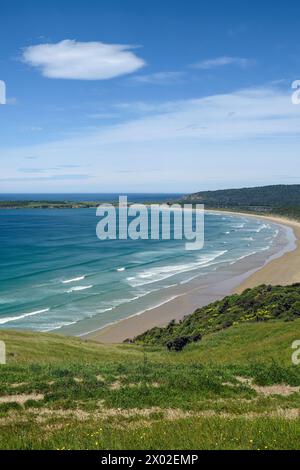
[0,208,280,333]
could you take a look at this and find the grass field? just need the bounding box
[0,318,300,450]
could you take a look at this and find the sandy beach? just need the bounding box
[85,212,300,344]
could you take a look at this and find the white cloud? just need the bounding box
[22,39,145,80]
[192,56,255,70]
[26,126,43,132]
[133,71,184,84]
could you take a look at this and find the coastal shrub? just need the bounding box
[166,334,202,352]
[291,301,300,316]
[134,284,300,346]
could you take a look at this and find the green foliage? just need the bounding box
[184,184,300,209]
[166,334,202,351]
[134,284,300,346]
[269,206,300,220]
[180,184,300,220]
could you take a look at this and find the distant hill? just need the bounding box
[183,184,300,209]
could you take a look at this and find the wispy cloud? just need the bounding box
[22,40,146,80]
[1,174,91,182]
[113,168,160,174]
[18,168,47,173]
[192,56,255,70]
[18,164,87,173]
[227,24,248,38]
[4,86,300,150]
[22,126,43,132]
[6,97,18,105]
[87,113,118,120]
[77,87,298,144]
[2,85,299,191]
[133,71,184,85]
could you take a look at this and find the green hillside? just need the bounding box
[184,184,300,206]
[1,285,300,450]
[134,284,300,348]
[183,185,300,218]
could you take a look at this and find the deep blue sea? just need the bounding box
[0,196,282,334]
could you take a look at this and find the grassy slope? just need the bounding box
[2,319,299,366]
[0,319,300,450]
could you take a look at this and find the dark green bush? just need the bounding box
[134,284,300,346]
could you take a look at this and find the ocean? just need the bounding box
[0,197,288,335]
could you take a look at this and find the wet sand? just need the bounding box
[85,212,300,344]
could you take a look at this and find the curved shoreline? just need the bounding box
[84,212,299,344]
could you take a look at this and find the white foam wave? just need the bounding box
[126,251,227,287]
[94,291,155,314]
[0,308,50,325]
[180,274,201,285]
[146,296,180,310]
[77,295,182,337]
[42,320,77,332]
[109,291,153,308]
[116,267,125,272]
[97,307,113,314]
[66,285,93,293]
[255,224,270,233]
[62,276,85,284]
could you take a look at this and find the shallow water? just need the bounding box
[0,207,281,333]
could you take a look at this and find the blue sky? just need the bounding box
[1,0,300,193]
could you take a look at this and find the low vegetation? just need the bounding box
[134,284,300,348]
[0,284,300,450]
